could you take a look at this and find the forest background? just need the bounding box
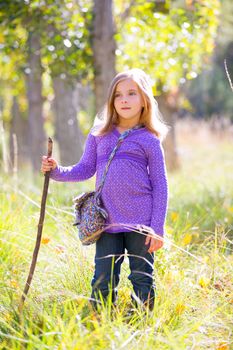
[0,0,232,172]
[0,1,233,349]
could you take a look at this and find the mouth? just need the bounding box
[121,107,131,110]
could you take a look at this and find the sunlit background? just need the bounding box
[0,2,233,349]
[0,0,232,173]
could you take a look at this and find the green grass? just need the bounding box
[0,121,233,349]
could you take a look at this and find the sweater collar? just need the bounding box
[112,124,145,138]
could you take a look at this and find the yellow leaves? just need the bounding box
[216,343,230,350]
[226,206,233,214]
[152,85,158,97]
[41,237,65,253]
[118,287,132,308]
[10,193,17,202]
[198,276,211,289]
[41,237,51,244]
[181,230,200,246]
[118,287,131,302]
[180,229,200,246]
[171,211,179,222]
[175,303,186,315]
[9,279,19,289]
[206,41,215,54]
[182,233,192,246]
[41,237,66,254]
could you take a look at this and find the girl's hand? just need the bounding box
[145,228,164,252]
[41,156,58,174]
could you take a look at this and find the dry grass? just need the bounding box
[0,118,232,349]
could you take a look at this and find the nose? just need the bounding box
[121,96,128,104]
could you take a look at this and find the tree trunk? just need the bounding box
[92,0,116,112]
[52,76,84,165]
[9,96,29,169]
[26,31,46,172]
[157,93,180,172]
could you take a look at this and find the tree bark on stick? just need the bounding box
[19,138,53,313]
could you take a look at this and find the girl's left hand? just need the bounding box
[145,229,164,252]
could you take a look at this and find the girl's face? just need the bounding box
[113,78,144,124]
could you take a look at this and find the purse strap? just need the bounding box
[95,124,144,199]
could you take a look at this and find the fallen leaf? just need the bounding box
[41,237,51,244]
[198,276,210,288]
[217,342,230,350]
[175,303,186,315]
[10,280,19,288]
[182,233,192,245]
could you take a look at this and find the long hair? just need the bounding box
[93,68,169,140]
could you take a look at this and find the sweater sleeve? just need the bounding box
[50,133,97,182]
[147,137,168,236]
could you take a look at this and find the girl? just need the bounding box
[41,68,169,310]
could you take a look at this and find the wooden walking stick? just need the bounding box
[19,137,53,312]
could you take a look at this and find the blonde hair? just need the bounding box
[94,68,168,140]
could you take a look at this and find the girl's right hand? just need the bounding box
[41,156,58,174]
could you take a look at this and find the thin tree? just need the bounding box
[92,0,116,112]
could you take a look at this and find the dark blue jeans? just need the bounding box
[91,231,155,309]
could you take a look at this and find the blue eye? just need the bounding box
[129,92,136,95]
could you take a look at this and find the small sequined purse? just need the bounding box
[73,125,143,245]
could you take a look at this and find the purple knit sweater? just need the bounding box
[50,126,168,236]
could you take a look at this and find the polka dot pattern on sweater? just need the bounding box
[50,126,168,236]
